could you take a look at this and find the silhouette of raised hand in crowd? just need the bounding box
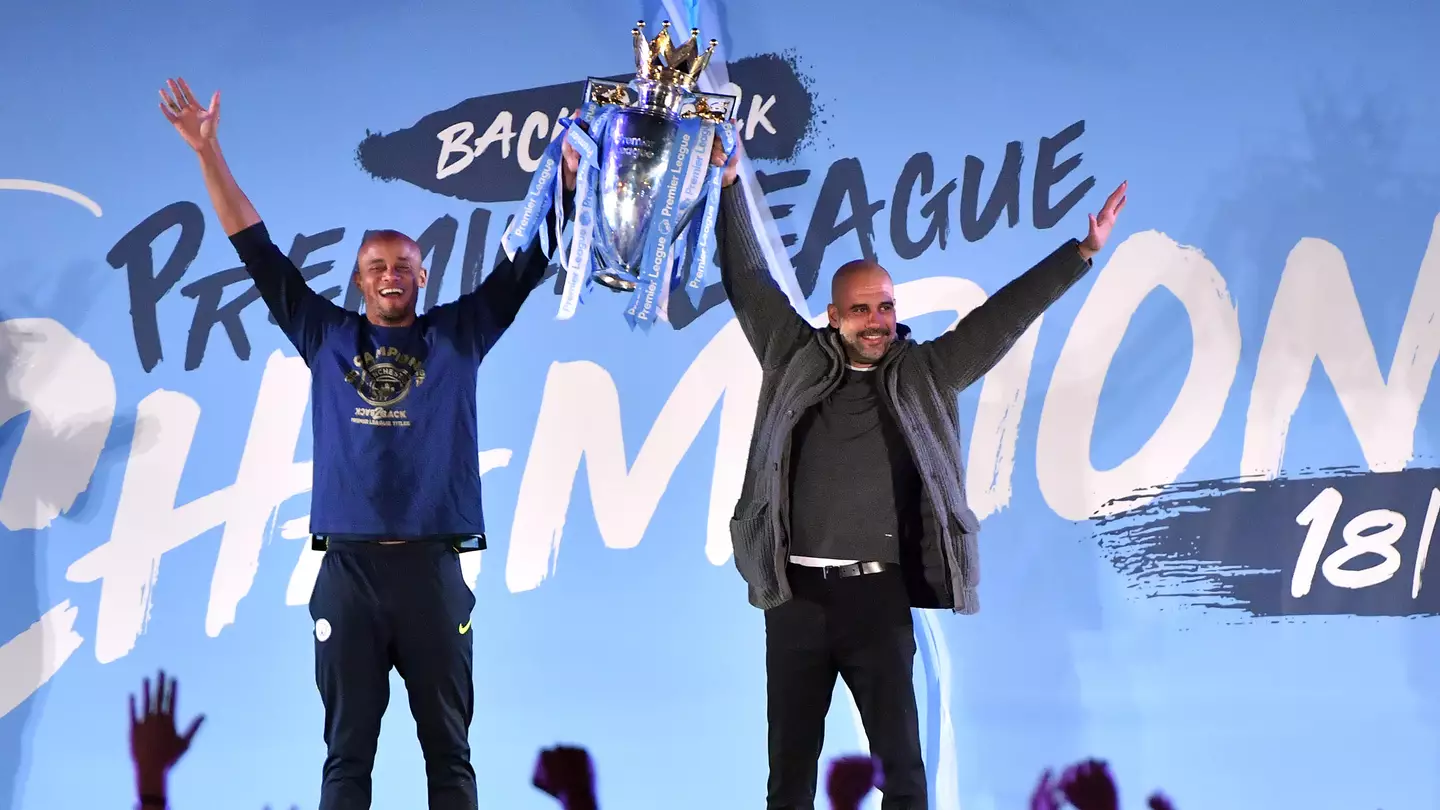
[128,671,301,810]
[1029,758,1176,810]
[129,670,204,809]
[1059,759,1118,810]
[122,670,1177,810]
[825,754,881,810]
[532,744,600,810]
[1030,768,1064,810]
[1145,793,1176,810]
[528,745,882,810]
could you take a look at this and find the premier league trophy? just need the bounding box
[500,20,740,331]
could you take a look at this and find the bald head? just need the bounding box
[830,259,891,303]
[360,229,421,257]
[827,259,897,367]
[355,228,427,326]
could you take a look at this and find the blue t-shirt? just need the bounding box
[229,217,558,546]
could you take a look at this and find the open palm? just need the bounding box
[1083,180,1128,254]
[130,670,204,776]
[158,77,220,151]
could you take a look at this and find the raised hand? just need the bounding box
[558,110,583,192]
[531,744,597,810]
[1147,791,1177,810]
[129,670,204,799]
[1058,758,1119,810]
[825,754,881,810]
[709,133,741,188]
[1080,181,1127,258]
[159,77,220,152]
[1028,768,1063,810]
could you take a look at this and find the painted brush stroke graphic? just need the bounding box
[353,52,823,204]
[1093,466,1440,618]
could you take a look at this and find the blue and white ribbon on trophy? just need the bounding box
[622,115,736,331]
[500,116,570,269]
[500,100,602,305]
[555,102,612,320]
[682,118,735,309]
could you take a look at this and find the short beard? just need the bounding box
[370,299,412,324]
[842,329,890,363]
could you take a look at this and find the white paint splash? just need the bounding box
[0,317,117,531]
[0,179,103,217]
[0,600,85,718]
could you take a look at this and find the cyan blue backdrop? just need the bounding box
[3,1,1439,808]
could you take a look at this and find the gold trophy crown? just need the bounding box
[631,20,718,90]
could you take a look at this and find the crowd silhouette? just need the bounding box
[126,671,1178,809]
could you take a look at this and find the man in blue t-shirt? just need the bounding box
[160,77,575,810]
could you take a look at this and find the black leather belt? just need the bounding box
[789,561,889,580]
[311,535,484,552]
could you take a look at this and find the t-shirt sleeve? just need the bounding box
[430,189,572,361]
[229,221,350,363]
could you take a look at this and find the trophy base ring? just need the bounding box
[594,271,638,292]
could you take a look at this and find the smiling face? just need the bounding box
[827,260,897,367]
[355,230,427,326]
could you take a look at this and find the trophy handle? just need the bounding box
[583,77,633,108]
[679,89,739,122]
[580,77,739,123]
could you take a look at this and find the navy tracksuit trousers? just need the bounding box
[308,540,477,809]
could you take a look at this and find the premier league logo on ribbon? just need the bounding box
[501,20,739,331]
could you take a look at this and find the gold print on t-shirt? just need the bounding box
[344,346,427,428]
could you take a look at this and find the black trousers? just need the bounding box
[764,565,927,810]
[308,541,478,810]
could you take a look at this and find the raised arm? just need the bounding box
[444,188,574,357]
[714,149,814,367]
[431,117,584,359]
[918,181,1128,391]
[160,77,346,363]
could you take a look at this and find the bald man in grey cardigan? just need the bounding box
[708,142,1128,809]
